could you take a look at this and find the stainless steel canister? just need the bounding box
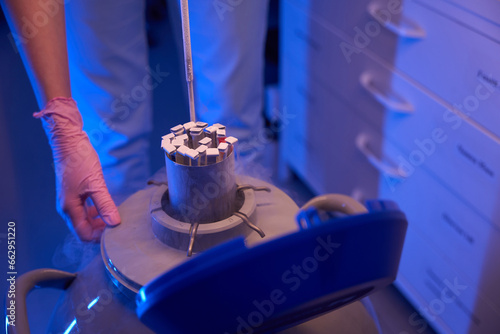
[165,151,236,224]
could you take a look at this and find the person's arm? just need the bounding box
[1,0,121,241]
[1,0,71,107]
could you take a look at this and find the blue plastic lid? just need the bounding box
[136,201,407,334]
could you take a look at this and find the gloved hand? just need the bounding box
[34,97,121,241]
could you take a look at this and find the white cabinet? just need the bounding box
[280,0,500,333]
[282,56,383,198]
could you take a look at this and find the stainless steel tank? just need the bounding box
[9,171,384,334]
[9,144,395,334]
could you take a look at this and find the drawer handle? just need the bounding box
[356,134,407,179]
[367,3,426,39]
[360,72,414,114]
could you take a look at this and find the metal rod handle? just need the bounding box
[180,0,196,122]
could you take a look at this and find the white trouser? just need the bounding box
[168,0,270,140]
[190,0,269,140]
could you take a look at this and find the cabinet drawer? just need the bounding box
[379,152,500,300]
[381,71,500,232]
[286,0,413,63]
[396,227,500,334]
[395,0,500,138]
[419,0,500,31]
[282,0,397,129]
[282,0,399,86]
[282,0,421,132]
[281,57,384,198]
[282,0,500,139]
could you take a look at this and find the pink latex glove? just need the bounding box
[34,97,121,241]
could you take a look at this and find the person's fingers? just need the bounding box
[86,204,100,219]
[74,218,105,242]
[88,179,121,227]
[84,204,106,240]
[88,216,106,241]
[62,198,100,242]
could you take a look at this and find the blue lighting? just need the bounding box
[63,319,77,334]
[87,296,100,310]
[139,289,147,303]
